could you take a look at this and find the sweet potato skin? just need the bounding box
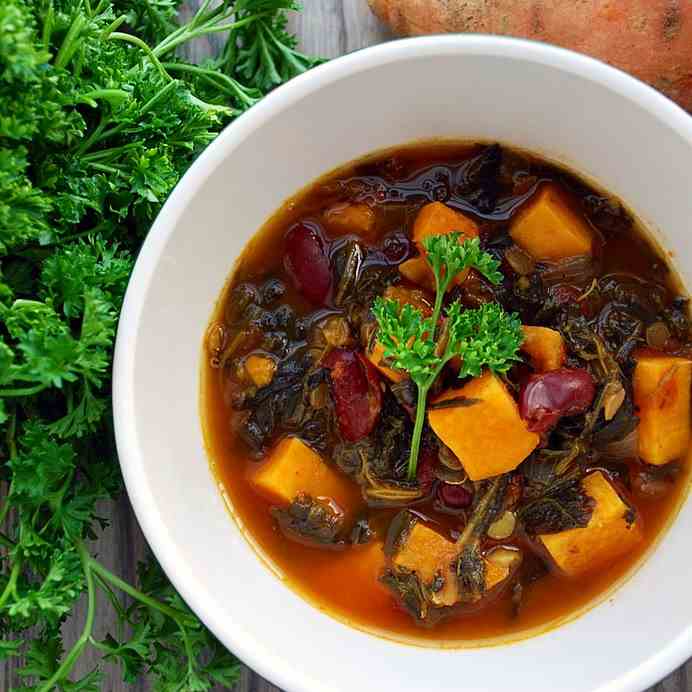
[368,0,692,111]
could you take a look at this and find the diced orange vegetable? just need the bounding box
[243,353,277,387]
[392,520,510,606]
[540,471,643,577]
[521,326,566,371]
[398,257,434,290]
[251,437,358,517]
[383,285,433,315]
[634,354,692,465]
[366,286,433,382]
[428,372,539,481]
[393,521,459,583]
[412,201,479,249]
[399,202,479,289]
[510,184,593,260]
[366,341,405,383]
[324,202,376,237]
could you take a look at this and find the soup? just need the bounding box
[203,142,690,644]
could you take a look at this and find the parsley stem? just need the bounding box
[0,384,48,398]
[152,12,272,58]
[88,558,191,623]
[37,542,96,692]
[163,62,259,107]
[407,383,430,481]
[109,32,171,82]
[54,13,86,69]
[0,560,20,608]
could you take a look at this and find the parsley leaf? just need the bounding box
[373,235,520,479]
[0,0,319,687]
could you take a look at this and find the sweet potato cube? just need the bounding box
[400,202,479,289]
[540,471,643,577]
[243,353,277,387]
[383,285,433,315]
[398,257,434,290]
[392,521,510,606]
[366,341,405,383]
[428,373,539,481]
[367,286,432,382]
[251,437,356,515]
[412,201,479,249]
[510,184,593,260]
[634,354,692,465]
[521,326,566,372]
[393,521,459,583]
[323,202,376,237]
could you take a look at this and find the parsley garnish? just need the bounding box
[0,1,319,688]
[373,235,522,480]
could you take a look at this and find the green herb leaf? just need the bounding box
[372,233,519,480]
[0,0,318,686]
[424,234,503,291]
[446,301,523,379]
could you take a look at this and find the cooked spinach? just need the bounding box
[272,493,344,545]
[518,459,595,535]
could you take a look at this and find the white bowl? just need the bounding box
[114,36,692,692]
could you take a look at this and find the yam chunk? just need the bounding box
[399,202,479,288]
[324,202,376,237]
[540,471,642,577]
[243,353,277,387]
[510,184,593,260]
[392,521,510,606]
[366,286,432,382]
[412,201,479,248]
[383,285,433,315]
[634,354,692,465]
[398,257,434,291]
[428,373,539,481]
[366,340,405,383]
[521,326,566,372]
[251,437,357,516]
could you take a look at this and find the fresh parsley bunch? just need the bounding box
[373,234,522,480]
[0,0,319,688]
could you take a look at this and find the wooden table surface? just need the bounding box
[2,1,690,690]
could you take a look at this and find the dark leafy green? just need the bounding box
[518,458,595,535]
[272,493,344,545]
[0,0,319,687]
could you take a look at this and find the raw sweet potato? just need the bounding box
[368,0,692,111]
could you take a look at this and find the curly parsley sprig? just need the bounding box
[372,236,522,480]
[0,0,320,688]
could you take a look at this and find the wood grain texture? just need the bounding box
[0,1,689,690]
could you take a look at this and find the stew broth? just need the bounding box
[203,142,690,644]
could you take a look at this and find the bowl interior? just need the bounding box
[115,37,692,692]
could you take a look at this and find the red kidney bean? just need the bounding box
[416,448,437,495]
[549,285,581,306]
[519,368,596,433]
[437,483,473,509]
[284,223,332,305]
[322,349,382,442]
